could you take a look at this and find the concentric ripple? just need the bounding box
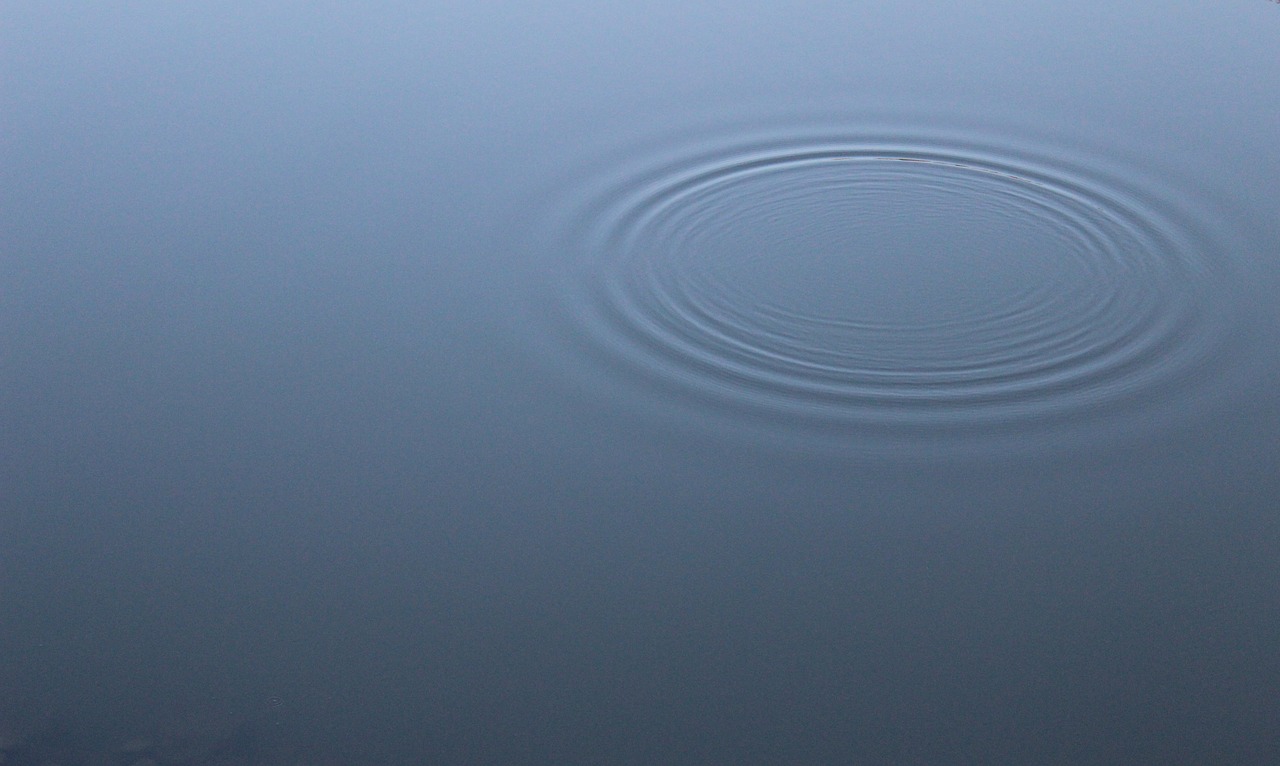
[532,127,1249,455]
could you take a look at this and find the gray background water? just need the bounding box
[3,2,1279,763]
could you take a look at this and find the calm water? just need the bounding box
[3,2,1279,764]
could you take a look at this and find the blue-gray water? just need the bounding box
[3,2,1279,764]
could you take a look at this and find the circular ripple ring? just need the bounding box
[535,129,1245,453]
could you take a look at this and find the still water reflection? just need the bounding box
[2,1,1278,764]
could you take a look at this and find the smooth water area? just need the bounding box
[3,2,1279,764]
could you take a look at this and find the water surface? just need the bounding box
[3,1,1279,763]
